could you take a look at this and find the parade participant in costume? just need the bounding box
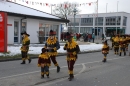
[125,35,129,51]
[110,35,115,50]
[102,40,109,62]
[38,48,51,78]
[113,35,120,55]
[128,35,130,56]
[63,32,80,81]
[20,31,31,64]
[119,35,126,56]
[44,30,60,73]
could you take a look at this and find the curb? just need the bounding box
[0,50,101,62]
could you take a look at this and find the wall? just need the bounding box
[27,18,39,43]
[125,14,130,34]
[7,16,14,44]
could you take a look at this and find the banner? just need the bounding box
[0,12,7,52]
[7,0,97,8]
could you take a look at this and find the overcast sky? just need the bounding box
[10,0,130,14]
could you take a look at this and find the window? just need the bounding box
[123,16,127,26]
[14,21,19,42]
[21,22,26,33]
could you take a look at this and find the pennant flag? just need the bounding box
[64,4,67,8]
[89,3,91,6]
[40,3,42,5]
[32,2,34,5]
[26,1,28,4]
[46,3,48,6]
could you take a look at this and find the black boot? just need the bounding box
[119,52,121,56]
[102,58,106,62]
[69,74,74,81]
[21,61,25,64]
[57,66,60,73]
[41,75,44,79]
[124,52,126,56]
[47,74,49,78]
[28,59,31,63]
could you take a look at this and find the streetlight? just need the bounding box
[116,1,119,35]
[73,8,77,33]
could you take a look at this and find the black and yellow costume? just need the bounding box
[63,32,80,81]
[110,35,115,50]
[113,35,120,54]
[44,30,60,73]
[38,48,51,78]
[119,35,126,56]
[102,40,109,62]
[125,35,129,51]
[20,31,31,64]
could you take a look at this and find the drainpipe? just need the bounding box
[20,16,26,43]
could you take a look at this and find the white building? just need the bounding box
[68,12,130,37]
[0,1,69,44]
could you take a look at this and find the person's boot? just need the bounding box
[69,74,74,81]
[28,59,31,63]
[47,74,49,78]
[57,66,60,73]
[21,61,25,64]
[119,52,121,56]
[41,75,44,79]
[124,52,126,56]
[102,58,106,62]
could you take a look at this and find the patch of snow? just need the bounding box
[0,44,103,56]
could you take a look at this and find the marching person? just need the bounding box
[113,35,120,55]
[44,30,60,73]
[119,35,126,56]
[128,35,130,56]
[125,35,129,51]
[38,48,51,78]
[102,40,109,62]
[110,35,115,50]
[63,32,80,81]
[20,31,31,64]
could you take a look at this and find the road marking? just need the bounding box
[37,63,87,86]
[0,57,125,80]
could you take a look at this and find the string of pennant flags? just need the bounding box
[6,0,97,8]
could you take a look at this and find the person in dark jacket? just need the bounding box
[20,31,31,64]
[63,32,80,81]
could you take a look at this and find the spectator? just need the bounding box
[92,33,95,43]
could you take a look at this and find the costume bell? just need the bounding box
[113,35,120,55]
[63,32,80,81]
[102,40,109,62]
[20,31,31,64]
[38,48,51,78]
[44,30,60,73]
[119,35,126,56]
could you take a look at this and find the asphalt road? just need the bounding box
[0,50,130,86]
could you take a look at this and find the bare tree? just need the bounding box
[52,1,81,26]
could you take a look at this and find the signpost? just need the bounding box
[0,12,7,52]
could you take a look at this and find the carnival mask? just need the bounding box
[50,35,54,40]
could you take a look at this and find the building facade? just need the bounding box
[0,1,69,44]
[67,12,130,37]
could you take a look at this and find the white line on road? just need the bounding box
[37,63,87,86]
[0,57,125,80]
